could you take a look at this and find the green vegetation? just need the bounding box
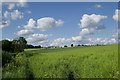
[2,44,119,79]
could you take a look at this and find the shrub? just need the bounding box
[2,51,14,66]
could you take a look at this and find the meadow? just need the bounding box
[2,44,119,79]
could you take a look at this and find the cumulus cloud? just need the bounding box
[16,29,33,36]
[80,28,94,36]
[51,14,108,46]
[3,10,23,20]
[22,17,64,31]
[1,1,29,29]
[69,14,108,45]
[24,18,36,29]
[11,10,23,20]
[113,9,120,21]
[79,14,107,37]
[37,17,64,31]
[26,34,49,43]
[80,14,107,29]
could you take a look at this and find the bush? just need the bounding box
[2,40,12,52]
[2,51,15,66]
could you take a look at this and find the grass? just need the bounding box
[2,44,119,78]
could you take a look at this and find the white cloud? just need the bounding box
[24,18,36,29]
[1,1,29,29]
[79,14,107,37]
[11,10,23,20]
[26,34,49,43]
[69,14,108,45]
[80,28,94,36]
[80,14,107,29]
[49,14,108,46]
[16,29,33,36]
[37,17,64,31]
[113,9,120,21]
[95,4,102,8]
[0,20,10,28]
[88,38,117,45]
[49,38,72,46]
[72,36,82,42]
[50,38,66,46]
[22,17,64,31]
[3,10,23,20]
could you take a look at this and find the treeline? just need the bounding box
[1,37,27,53]
[26,44,42,48]
[1,37,27,66]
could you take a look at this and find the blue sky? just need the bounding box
[1,2,119,46]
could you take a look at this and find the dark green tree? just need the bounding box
[64,45,67,47]
[2,40,12,52]
[11,37,27,52]
[71,44,74,47]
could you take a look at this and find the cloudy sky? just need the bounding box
[1,2,119,46]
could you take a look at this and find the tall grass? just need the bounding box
[28,44,118,78]
[2,44,119,78]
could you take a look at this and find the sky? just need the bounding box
[1,2,120,47]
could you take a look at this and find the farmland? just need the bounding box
[2,44,119,79]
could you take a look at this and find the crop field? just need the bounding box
[2,44,119,79]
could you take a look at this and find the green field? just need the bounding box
[2,44,119,78]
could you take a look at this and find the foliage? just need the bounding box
[2,37,27,53]
[2,51,15,67]
[2,40,12,52]
[2,53,27,78]
[11,37,27,52]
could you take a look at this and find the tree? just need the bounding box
[82,44,84,46]
[2,40,12,52]
[18,37,27,49]
[26,44,34,48]
[71,44,74,47]
[11,40,21,52]
[64,45,67,47]
[11,37,27,52]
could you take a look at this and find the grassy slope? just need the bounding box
[28,44,118,78]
